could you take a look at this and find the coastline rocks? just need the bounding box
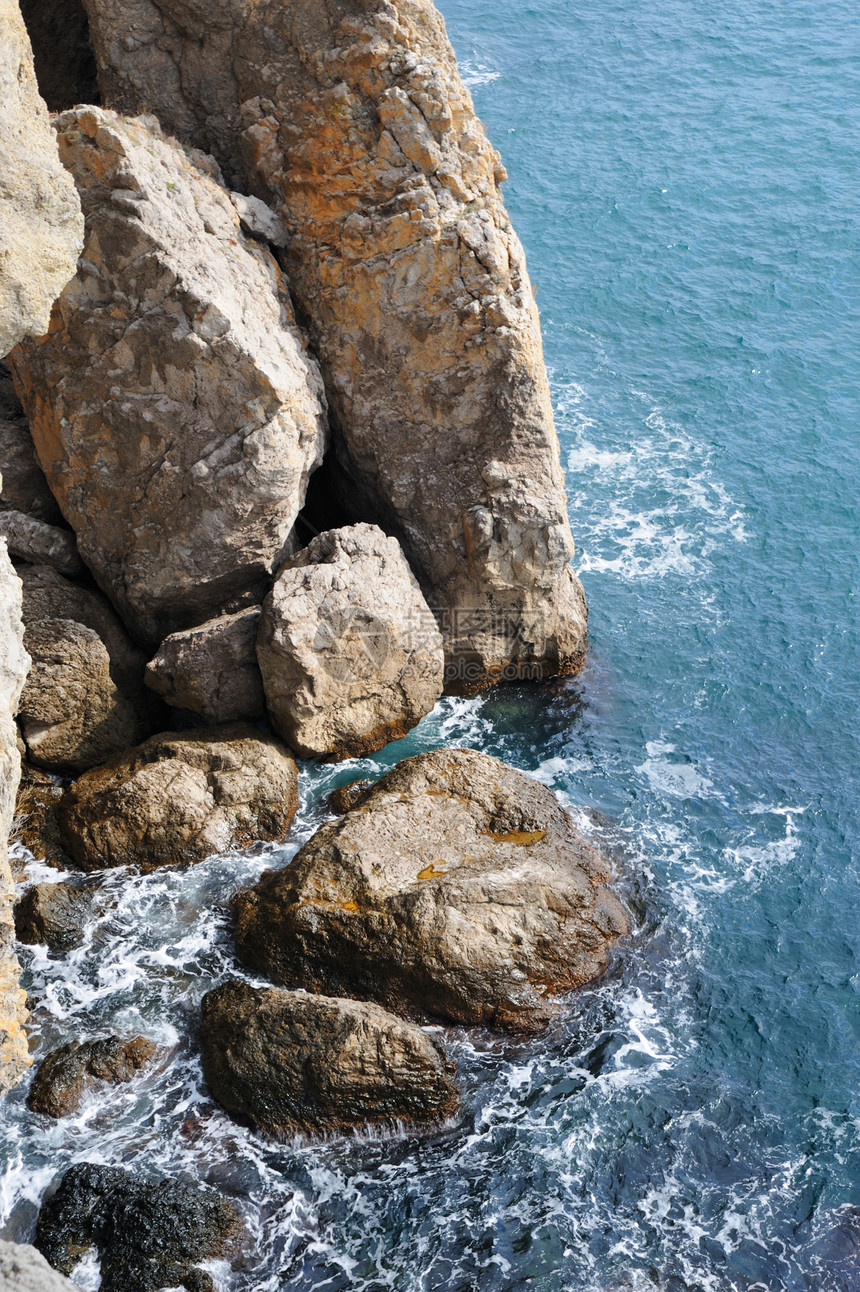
[0,541,30,1093]
[28,1035,156,1117]
[11,764,68,871]
[0,0,83,356]
[145,606,265,724]
[9,106,328,644]
[0,370,63,524]
[329,778,373,815]
[257,524,444,760]
[79,0,586,689]
[18,618,138,772]
[35,1162,239,1292]
[201,979,459,1137]
[234,748,630,1033]
[14,882,93,951]
[0,510,82,577]
[0,1241,77,1292]
[59,725,298,871]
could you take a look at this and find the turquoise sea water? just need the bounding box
[2,1,859,1288]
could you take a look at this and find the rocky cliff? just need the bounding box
[1,0,83,1097]
[78,0,587,689]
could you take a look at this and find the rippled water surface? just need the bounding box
[2,1,859,1288]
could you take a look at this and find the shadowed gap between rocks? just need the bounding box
[18,0,100,112]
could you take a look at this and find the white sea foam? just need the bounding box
[635,740,715,800]
[459,60,501,88]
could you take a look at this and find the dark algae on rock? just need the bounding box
[35,1163,240,1292]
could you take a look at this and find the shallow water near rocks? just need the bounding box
[2,0,859,1288]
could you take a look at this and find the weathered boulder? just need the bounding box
[0,509,82,576]
[11,764,69,870]
[8,106,328,643]
[234,748,630,1033]
[35,1163,239,1292]
[0,538,30,1093]
[0,0,83,357]
[15,565,162,770]
[0,1241,77,1292]
[28,1035,156,1117]
[79,0,586,689]
[329,778,373,814]
[59,724,298,871]
[257,524,444,760]
[18,619,138,772]
[0,368,62,523]
[15,881,94,951]
[201,979,459,1137]
[145,606,265,724]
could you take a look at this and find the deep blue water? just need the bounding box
[2,1,859,1288]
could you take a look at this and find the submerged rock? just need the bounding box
[201,979,459,1137]
[80,0,587,689]
[234,747,630,1033]
[145,606,265,724]
[35,1162,239,1292]
[0,540,30,1093]
[9,106,328,643]
[14,881,94,951]
[59,724,298,871]
[28,1035,156,1118]
[0,1240,77,1291]
[329,778,374,815]
[0,0,83,356]
[257,524,444,760]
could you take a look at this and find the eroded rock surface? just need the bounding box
[201,979,459,1137]
[0,1241,77,1292]
[28,1035,155,1117]
[0,369,62,523]
[15,881,94,951]
[0,539,30,1092]
[9,107,328,643]
[145,606,264,724]
[80,0,586,688]
[0,510,82,576]
[234,747,630,1032]
[11,764,68,870]
[258,524,444,759]
[35,1162,239,1292]
[59,724,298,871]
[0,0,83,357]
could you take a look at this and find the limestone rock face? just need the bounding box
[35,1163,239,1292]
[59,725,298,871]
[145,606,264,724]
[27,1035,156,1117]
[234,748,630,1033]
[0,0,83,357]
[0,540,30,1093]
[201,979,459,1137]
[257,524,444,760]
[79,0,586,689]
[15,881,94,951]
[0,1241,77,1292]
[8,107,328,643]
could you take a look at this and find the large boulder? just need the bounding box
[59,724,298,871]
[145,606,264,724]
[0,1241,77,1292]
[0,539,30,1093]
[0,0,83,357]
[27,1035,156,1117]
[257,523,444,760]
[201,979,459,1137]
[35,1163,239,1292]
[234,748,630,1033]
[18,618,138,772]
[79,0,586,690]
[15,564,159,771]
[8,107,328,644]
